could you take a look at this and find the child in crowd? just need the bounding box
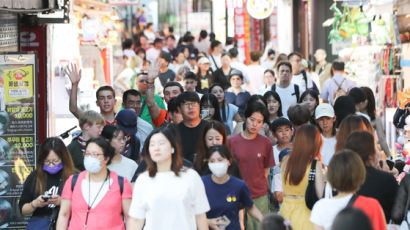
[67,110,105,171]
[270,118,294,166]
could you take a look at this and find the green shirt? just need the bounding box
[140,94,166,128]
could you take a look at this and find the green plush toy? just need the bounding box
[329,3,342,44]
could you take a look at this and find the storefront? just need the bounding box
[47,0,125,141]
[313,0,410,156]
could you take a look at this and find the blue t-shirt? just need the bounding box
[220,103,238,134]
[202,174,253,230]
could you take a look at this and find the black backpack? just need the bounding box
[271,84,300,102]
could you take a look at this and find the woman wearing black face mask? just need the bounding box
[19,137,75,230]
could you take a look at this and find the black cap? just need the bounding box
[115,109,137,135]
[188,53,196,59]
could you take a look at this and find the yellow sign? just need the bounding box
[4,65,33,102]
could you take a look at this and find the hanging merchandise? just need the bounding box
[373,16,391,45]
[329,3,342,44]
[339,5,355,39]
[354,5,370,36]
[379,45,401,75]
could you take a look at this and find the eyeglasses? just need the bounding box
[84,152,104,158]
[182,102,199,108]
[44,159,61,166]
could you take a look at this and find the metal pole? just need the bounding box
[225,1,228,42]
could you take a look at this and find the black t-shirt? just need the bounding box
[19,171,63,217]
[357,166,399,221]
[212,68,232,90]
[158,69,176,87]
[177,120,207,163]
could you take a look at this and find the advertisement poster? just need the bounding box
[0,53,37,228]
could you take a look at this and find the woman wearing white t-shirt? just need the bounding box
[127,125,210,230]
[314,103,337,166]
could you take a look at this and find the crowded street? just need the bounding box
[0,0,409,229]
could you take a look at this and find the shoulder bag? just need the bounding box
[305,159,319,210]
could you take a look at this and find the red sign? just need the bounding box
[20,26,47,143]
[234,6,250,64]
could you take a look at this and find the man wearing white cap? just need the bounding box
[315,103,337,166]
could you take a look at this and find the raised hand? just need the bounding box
[65,63,82,86]
[147,59,160,83]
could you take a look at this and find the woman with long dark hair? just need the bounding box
[263,90,283,123]
[360,86,390,156]
[20,137,75,230]
[127,125,210,230]
[200,94,223,122]
[209,83,242,134]
[194,120,241,178]
[280,124,325,230]
[299,89,320,125]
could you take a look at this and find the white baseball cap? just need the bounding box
[198,57,210,64]
[315,103,335,119]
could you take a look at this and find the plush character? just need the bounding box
[329,3,342,44]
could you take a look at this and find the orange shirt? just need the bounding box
[151,108,169,128]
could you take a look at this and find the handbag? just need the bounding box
[305,159,319,210]
[26,207,58,230]
[26,217,51,230]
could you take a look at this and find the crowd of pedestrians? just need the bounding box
[19,25,410,230]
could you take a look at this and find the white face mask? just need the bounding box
[84,156,102,173]
[208,162,228,178]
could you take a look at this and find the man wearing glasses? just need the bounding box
[175,91,207,163]
[121,89,153,151]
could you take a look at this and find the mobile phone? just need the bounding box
[42,194,51,201]
[218,215,231,228]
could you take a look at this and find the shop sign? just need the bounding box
[0,53,38,229]
[234,7,250,64]
[269,7,278,48]
[0,15,17,49]
[246,0,275,20]
[20,26,47,144]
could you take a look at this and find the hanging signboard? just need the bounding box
[0,53,37,229]
[246,0,275,20]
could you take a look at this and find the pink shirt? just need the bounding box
[61,171,132,230]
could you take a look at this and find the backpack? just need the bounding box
[332,78,347,103]
[71,172,124,194]
[271,84,300,102]
[301,71,320,94]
